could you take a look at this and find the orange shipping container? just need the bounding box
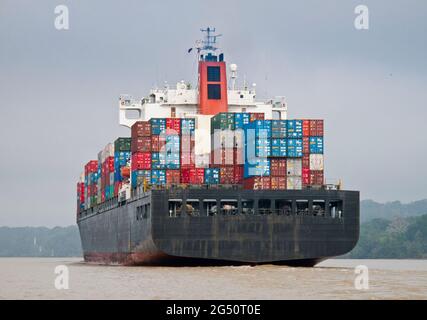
[271,176,286,190]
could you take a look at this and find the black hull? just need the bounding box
[77,188,359,266]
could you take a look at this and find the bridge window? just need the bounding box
[275,200,292,215]
[330,200,343,219]
[220,200,238,215]
[259,199,272,214]
[241,199,254,215]
[203,199,217,216]
[296,200,309,215]
[144,203,150,219]
[168,200,182,217]
[185,199,200,217]
[207,66,220,82]
[313,200,326,216]
[208,84,221,100]
[136,205,144,220]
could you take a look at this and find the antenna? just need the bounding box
[200,27,222,52]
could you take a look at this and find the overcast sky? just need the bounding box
[0,0,426,227]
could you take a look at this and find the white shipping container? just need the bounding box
[102,143,115,163]
[194,115,212,155]
[309,154,324,171]
[195,153,210,168]
[286,159,302,176]
[287,176,302,190]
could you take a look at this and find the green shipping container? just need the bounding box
[211,113,235,133]
[114,137,131,152]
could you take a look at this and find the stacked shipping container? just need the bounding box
[84,160,98,208]
[242,118,324,190]
[210,113,248,184]
[77,113,325,210]
[130,118,197,188]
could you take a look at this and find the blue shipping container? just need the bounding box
[114,151,131,169]
[234,113,250,129]
[244,158,270,178]
[166,152,180,169]
[151,152,166,169]
[287,139,303,157]
[271,120,287,138]
[255,138,271,157]
[309,137,324,154]
[181,118,195,133]
[204,168,220,184]
[166,135,180,153]
[151,170,166,185]
[287,120,303,138]
[131,170,151,188]
[271,138,287,157]
[150,118,166,135]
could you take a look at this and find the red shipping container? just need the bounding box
[151,135,166,153]
[107,157,115,172]
[166,118,181,135]
[249,112,265,122]
[271,176,286,190]
[166,170,181,185]
[233,165,244,184]
[310,170,324,185]
[310,120,324,136]
[302,168,310,185]
[181,152,195,168]
[131,121,151,138]
[131,137,151,153]
[220,166,234,184]
[302,154,310,169]
[270,159,287,177]
[302,120,310,137]
[180,168,204,184]
[243,177,271,190]
[84,160,98,176]
[131,152,151,170]
[303,137,310,154]
[77,183,85,203]
[180,168,190,183]
[191,168,205,184]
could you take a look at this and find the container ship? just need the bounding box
[76,28,359,266]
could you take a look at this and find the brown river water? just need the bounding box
[0,258,426,299]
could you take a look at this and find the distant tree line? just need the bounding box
[345,214,427,259]
[0,226,82,257]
